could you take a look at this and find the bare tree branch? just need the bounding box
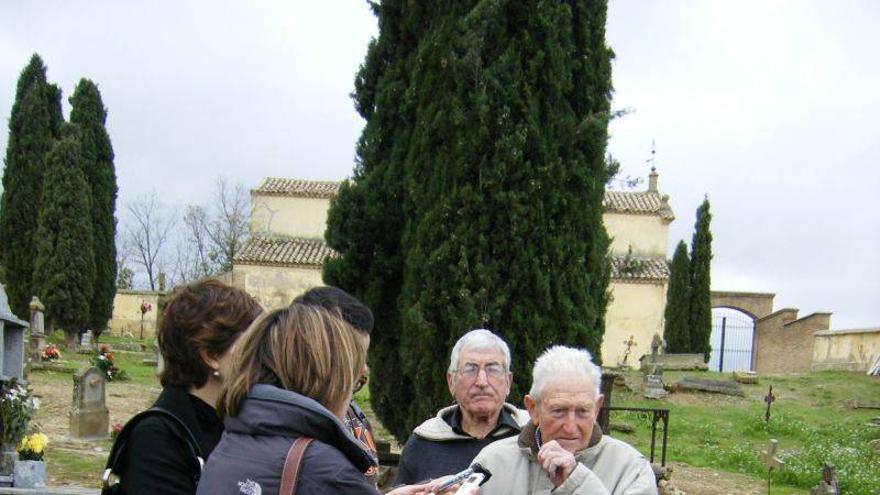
[123,192,176,290]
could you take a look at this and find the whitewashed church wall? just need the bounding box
[231,264,324,311]
[250,195,332,239]
[603,213,669,258]
[601,281,667,366]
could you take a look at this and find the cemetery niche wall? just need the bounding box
[0,285,29,383]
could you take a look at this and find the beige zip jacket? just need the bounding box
[472,423,658,495]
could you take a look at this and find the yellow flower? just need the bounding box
[17,433,48,455]
[28,433,48,454]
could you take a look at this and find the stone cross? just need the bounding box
[764,385,776,422]
[69,366,109,439]
[621,335,637,365]
[759,439,784,493]
[810,462,838,495]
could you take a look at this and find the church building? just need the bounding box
[232,170,674,365]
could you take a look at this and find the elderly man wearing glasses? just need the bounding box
[394,329,530,486]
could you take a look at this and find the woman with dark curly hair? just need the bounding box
[114,278,261,495]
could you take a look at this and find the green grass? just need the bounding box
[606,370,880,494]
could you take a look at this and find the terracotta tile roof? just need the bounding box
[610,256,670,282]
[253,178,341,198]
[603,191,675,220]
[234,236,338,267]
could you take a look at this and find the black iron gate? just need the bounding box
[709,308,755,372]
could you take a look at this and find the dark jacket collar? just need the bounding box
[444,405,521,437]
[224,384,375,472]
[517,421,603,454]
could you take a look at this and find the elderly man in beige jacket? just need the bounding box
[472,346,657,495]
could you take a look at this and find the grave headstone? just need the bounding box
[810,462,838,495]
[27,297,46,362]
[142,338,162,369]
[619,335,637,368]
[80,330,94,350]
[650,333,663,359]
[69,366,109,439]
[0,285,29,383]
[644,372,669,399]
[759,439,784,494]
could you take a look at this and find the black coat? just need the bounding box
[120,386,223,495]
[196,384,378,495]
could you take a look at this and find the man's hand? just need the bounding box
[537,440,577,487]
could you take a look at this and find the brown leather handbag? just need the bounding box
[279,437,314,495]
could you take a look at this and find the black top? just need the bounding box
[394,407,521,485]
[120,386,223,495]
[196,384,378,495]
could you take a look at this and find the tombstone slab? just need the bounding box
[644,374,669,399]
[79,330,95,350]
[733,370,758,384]
[671,376,745,397]
[69,367,109,439]
[640,353,708,372]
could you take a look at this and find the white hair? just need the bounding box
[528,345,602,400]
[448,329,511,374]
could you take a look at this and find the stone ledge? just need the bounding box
[0,487,98,494]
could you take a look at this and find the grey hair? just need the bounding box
[447,329,511,374]
[528,345,602,400]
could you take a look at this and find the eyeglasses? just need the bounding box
[457,363,507,380]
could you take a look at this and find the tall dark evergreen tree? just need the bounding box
[688,197,713,361]
[325,0,428,441]
[0,54,61,317]
[33,129,95,347]
[69,79,117,337]
[325,0,614,441]
[664,240,691,352]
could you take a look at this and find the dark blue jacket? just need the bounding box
[196,384,378,495]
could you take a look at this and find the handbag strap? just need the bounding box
[280,437,313,495]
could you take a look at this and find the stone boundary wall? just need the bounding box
[107,290,166,339]
[812,327,880,372]
[754,310,831,373]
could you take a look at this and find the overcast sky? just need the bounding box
[1,1,877,329]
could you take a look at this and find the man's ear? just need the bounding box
[524,394,539,425]
[446,372,455,398]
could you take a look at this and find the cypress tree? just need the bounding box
[688,197,713,361]
[663,240,690,352]
[69,79,117,337]
[325,0,430,441]
[0,54,60,316]
[326,0,614,441]
[33,129,95,347]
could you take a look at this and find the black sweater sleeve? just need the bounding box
[120,418,200,495]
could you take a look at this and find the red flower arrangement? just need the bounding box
[40,344,61,362]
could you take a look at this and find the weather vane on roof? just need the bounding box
[646,139,656,172]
